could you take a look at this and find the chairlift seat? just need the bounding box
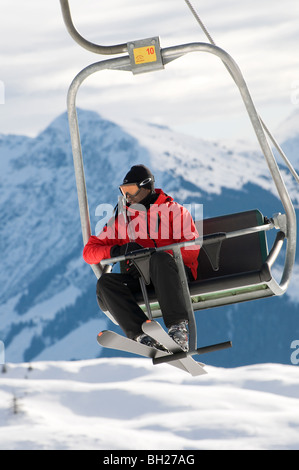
[134,209,277,317]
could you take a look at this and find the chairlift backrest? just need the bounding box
[197,209,268,281]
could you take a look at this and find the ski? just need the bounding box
[97,330,190,373]
[142,321,207,377]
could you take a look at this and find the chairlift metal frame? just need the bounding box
[60,0,297,353]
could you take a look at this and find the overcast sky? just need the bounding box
[0,0,298,141]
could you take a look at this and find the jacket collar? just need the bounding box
[126,189,173,213]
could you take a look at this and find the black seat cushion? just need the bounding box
[134,209,269,305]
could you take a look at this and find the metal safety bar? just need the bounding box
[152,340,233,366]
[100,219,276,266]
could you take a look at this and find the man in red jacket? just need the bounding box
[83,165,200,352]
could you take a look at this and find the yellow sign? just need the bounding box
[133,45,157,65]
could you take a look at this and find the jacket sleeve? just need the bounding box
[82,235,113,265]
[82,215,123,265]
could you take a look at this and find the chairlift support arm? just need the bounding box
[60,1,297,364]
[59,0,127,55]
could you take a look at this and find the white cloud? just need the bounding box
[0,0,298,140]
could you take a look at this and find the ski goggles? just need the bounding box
[119,177,153,197]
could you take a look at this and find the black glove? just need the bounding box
[110,243,144,279]
[110,242,143,258]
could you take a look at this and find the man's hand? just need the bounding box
[110,242,143,258]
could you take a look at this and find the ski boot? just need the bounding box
[168,321,189,352]
[136,333,169,352]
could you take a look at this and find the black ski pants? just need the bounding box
[96,251,192,339]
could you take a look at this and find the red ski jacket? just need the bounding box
[83,189,200,279]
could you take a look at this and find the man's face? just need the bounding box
[126,188,151,205]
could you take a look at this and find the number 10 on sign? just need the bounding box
[133,45,157,64]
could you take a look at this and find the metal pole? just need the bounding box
[139,278,153,321]
[66,56,131,278]
[59,0,127,55]
[153,340,232,365]
[172,246,197,351]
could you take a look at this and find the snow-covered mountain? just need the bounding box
[275,110,299,171]
[1,358,299,450]
[0,108,298,366]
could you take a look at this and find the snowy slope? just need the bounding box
[275,110,299,170]
[0,108,298,365]
[120,113,299,204]
[0,358,299,450]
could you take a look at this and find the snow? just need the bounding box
[0,358,299,450]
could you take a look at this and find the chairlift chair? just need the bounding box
[59,0,297,361]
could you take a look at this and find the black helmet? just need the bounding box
[122,164,155,191]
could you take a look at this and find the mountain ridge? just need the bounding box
[0,108,298,365]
